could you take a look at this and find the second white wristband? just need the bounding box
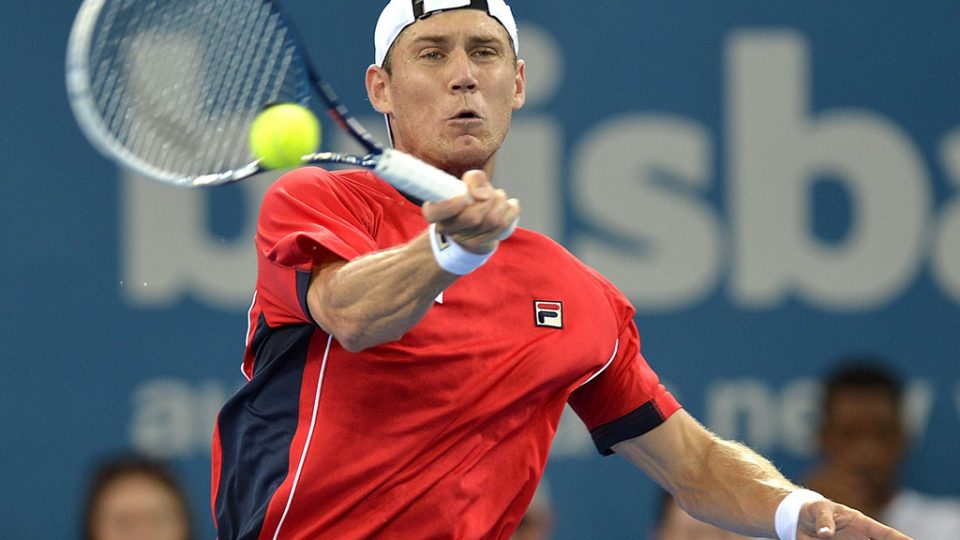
[428,223,495,275]
[775,489,825,540]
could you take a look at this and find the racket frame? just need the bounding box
[64,0,473,205]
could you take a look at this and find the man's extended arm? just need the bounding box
[614,410,911,539]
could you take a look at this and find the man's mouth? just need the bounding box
[450,110,481,120]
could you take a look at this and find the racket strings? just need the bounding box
[83,0,308,179]
[205,3,291,173]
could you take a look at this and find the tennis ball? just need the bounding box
[249,103,321,170]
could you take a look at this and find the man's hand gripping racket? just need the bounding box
[65,0,517,239]
[423,170,520,255]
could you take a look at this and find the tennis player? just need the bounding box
[211,1,913,539]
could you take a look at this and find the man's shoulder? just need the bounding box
[505,228,635,314]
[506,228,584,272]
[270,167,391,197]
[264,167,417,218]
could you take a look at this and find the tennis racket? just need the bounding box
[66,0,516,237]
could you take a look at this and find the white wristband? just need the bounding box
[428,223,495,275]
[775,489,825,540]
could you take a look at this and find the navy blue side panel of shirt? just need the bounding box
[296,270,312,323]
[214,314,314,540]
[590,401,670,456]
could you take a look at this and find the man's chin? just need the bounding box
[438,147,494,176]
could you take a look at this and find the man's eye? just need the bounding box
[420,50,443,60]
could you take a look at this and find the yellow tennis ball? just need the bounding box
[249,103,321,170]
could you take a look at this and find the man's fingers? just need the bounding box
[796,500,837,539]
[422,196,470,222]
[438,188,509,235]
[467,189,511,235]
[422,170,520,251]
[463,170,494,202]
[422,170,494,223]
[505,197,520,224]
[820,505,914,540]
[798,499,913,540]
[812,505,835,538]
[861,516,913,540]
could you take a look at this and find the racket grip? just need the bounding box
[374,148,467,202]
[374,148,517,240]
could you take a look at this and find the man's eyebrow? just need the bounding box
[407,33,508,47]
[467,35,507,47]
[409,34,450,46]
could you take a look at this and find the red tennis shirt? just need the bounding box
[211,167,681,540]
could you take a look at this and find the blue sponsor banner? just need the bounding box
[1,1,957,538]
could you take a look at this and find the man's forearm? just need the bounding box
[677,437,797,537]
[614,411,798,538]
[307,231,458,352]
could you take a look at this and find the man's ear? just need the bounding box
[366,64,392,114]
[512,59,526,110]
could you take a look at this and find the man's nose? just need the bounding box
[448,50,478,93]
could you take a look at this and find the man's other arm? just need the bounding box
[613,410,911,539]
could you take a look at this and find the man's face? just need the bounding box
[819,388,906,492]
[369,9,525,177]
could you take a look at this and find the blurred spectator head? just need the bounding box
[82,454,195,540]
[817,359,908,496]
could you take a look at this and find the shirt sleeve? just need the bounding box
[254,168,381,326]
[567,283,682,456]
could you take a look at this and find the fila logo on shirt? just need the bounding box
[534,300,563,329]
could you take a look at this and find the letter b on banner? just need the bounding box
[121,172,276,309]
[728,31,930,310]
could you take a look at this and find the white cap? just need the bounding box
[374,0,519,66]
